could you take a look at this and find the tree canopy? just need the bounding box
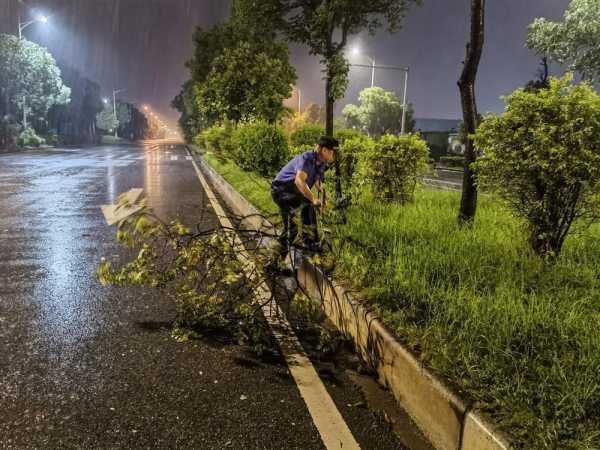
[174,0,297,137]
[0,34,70,125]
[342,87,414,137]
[474,75,600,258]
[527,0,600,83]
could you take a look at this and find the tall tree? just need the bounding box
[174,0,296,136]
[457,0,485,225]
[527,0,600,83]
[342,86,415,137]
[96,103,119,132]
[47,66,103,144]
[198,40,296,124]
[0,34,70,136]
[279,0,421,197]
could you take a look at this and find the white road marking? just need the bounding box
[187,151,360,450]
[185,156,192,161]
[171,156,178,161]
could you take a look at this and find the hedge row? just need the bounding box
[197,122,431,203]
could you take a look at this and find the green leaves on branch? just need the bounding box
[198,41,296,124]
[527,0,600,82]
[97,197,273,348]
[473,74,600,259]
[0,34,70,124]
[342,87,415,137]
[353,133,430,203]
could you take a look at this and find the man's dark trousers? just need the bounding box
[271,180,318,258]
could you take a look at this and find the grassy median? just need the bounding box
[201,154,600,449]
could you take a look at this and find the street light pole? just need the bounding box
[401,68,409,135]
[17,12,49,128]
[349,63,410,134]
[370,58,375,88]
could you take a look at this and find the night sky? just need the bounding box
[0,0,571,126]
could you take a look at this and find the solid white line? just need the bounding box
[187,153,360,450]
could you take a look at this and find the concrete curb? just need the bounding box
[193,150,512,450]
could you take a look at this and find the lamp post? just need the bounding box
[17,13,49,128]
[351,46,376,88]
[350,46,410,134]
[18,15,48,39]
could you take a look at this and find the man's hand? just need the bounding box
[312,198,322,208]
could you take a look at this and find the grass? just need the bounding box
[203,151,279,217]
[201,153,600,449]
[332,189,600,449]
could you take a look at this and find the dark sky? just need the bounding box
[1,0,571,124]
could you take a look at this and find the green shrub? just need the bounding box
[17,127,45,148]
[438,156,464,168]
[290,123,324,148]
[334,128,363,145]
[198,123,234,157]
[289,144,312,157]
[339,135,375,190]
[355,133,429,203]
[474,75,600,259]
[233,121,289,176]
[45,133,59,146]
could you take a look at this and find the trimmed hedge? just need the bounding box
[355,133,430,203]
[233,121,289,176]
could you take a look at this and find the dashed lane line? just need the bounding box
[187,151,361,450]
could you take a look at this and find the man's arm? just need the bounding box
[295,171,320,206]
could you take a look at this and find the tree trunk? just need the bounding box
[325,74,342,199]
[457,0,485,225]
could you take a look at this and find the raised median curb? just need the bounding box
[191,148,512,450]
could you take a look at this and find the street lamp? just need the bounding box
[18,15,49,39]
[17,12,49,127]
[350,46,410,134]
[351,46,376,88]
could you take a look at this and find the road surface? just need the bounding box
[0,141,432,450]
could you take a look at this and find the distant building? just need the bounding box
[413,118,462,160]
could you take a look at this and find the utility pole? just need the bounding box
[17,9,49,129]
[371,58,375,88]
[401,68,409,135]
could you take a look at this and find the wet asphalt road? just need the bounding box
[0,142,419,450]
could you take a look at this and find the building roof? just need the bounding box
[414,118,462,133]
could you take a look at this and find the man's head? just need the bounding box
[316,136,339,164]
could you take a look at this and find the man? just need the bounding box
[269,136,338,268]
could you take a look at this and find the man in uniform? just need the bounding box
[268,136,338,271]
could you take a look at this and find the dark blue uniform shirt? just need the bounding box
[274,151,326,188]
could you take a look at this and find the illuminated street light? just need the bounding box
[17,11,50,127]
[18,14,49,39]
[350,45,377,88]
[349,44,410,134]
